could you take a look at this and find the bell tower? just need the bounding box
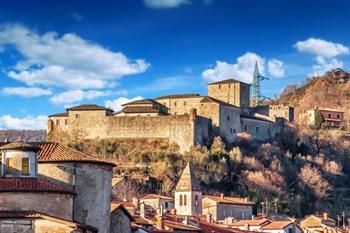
[174,162,202,216]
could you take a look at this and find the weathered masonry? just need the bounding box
[48,79,293,152]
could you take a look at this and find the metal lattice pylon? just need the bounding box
[251,61,268,107]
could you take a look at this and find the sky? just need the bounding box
[0,0,349,130]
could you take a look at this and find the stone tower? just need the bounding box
[207,79,251,108]
[174,162,202,216]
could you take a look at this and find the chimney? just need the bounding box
[252,215,255,220]
[183,216,189,225]
[206,213,212,223]
[80,210,88,226]
[132,197,139,209]
[156,216,165,229]
[220,193,224,200]
[140,202,145,218]
[245,197,248,203]
[244,223,250,231]
[323,212,328,220]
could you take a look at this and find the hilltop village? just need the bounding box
[0,70,349,233]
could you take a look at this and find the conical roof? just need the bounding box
[176,162,201,192]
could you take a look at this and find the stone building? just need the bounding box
[0,140,115,233]
[139,194,174,212]
[299,213,341,233]
[110,202,134,233]
[174,162,202,217]
[202,194,253,222]
[299,107,344,127]
[48,79,293,152]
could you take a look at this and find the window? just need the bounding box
[165,202,169,208]
[288,228,293,233]
[328,114,331,118]
[174,102,177,106]
[337,114,340,119]
[56,119,60,125]
[184,101,186,106]
[218,85,221,89]
[233,129,236,134]
[6,158,15,175]
[195,195,199,206]
[179,194,183,206]
[267,128,270,134]
[65,119,68,125]
[230,128,233,134]
[256,127,259,133]
[75,114,80,119]
[227,116,230,121]
[22,158,29,176]
[184,194,187,206]
[244,125,247,131]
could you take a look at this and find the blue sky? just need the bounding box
[0,0,349,129]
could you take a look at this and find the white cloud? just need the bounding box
[50,90,110,105]
[0,24,150,89]
[202,52,285,83]
[144,0,190,8]
[105,96,143,112]
[294,38,349,58]
[0,115,47,130]
[309,56,344,77]
[1,87,52,97]
[268,59,285,78]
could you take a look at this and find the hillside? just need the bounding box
[0,130,46,142]
[275,70,350,124]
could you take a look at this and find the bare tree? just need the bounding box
[112,178,144,201]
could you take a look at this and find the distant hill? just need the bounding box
[275,69,350,123]
[0,130,46,142]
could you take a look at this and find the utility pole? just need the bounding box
[251,61,268,107]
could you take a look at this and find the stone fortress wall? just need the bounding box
[49,109,210,152]
[48,79,293,152]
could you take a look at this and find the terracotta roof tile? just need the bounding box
[49,112,68,117]
[156,94,201,100]
[262,221,293,230]
[67,104,111,111]
[208,79,250,86]
[140,194,174,201]
[0,140,39,151]
[0,178,74,194]
[122,99,161,106]
[204,195,253,205]
[230,218,270,226]
[36,142,115,166]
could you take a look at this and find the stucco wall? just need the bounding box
[0,219,83,233]
[110,209,132,233]
[0,192,73,220]
[38,162,113,233]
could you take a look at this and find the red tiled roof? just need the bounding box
[200,220,254,233]
[0,140,39,151]
[230,218,270,226]
[36,142,115,166]
[0,178,74,194]
[110,202,134,221]
[67,104,111,111]
[140,194,174,201]
[204,195,253,205]
[155,94,200,100]
[262,221,293,230]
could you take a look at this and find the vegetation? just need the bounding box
[67,123,350,218]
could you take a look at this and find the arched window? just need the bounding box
[184,194,187,206]
[179,194,183,206]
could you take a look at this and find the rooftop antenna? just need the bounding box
[251,61,269,107]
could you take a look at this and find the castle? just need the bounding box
[48,79,294,152]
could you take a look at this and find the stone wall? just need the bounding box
[0,192,73,220]
[110,208,132,233]
[208,82,250,108]
[38,162,113,233]
[218,105,241,144]
[241,117,280,140]
[49,112,210,153]
[156,97,202,115]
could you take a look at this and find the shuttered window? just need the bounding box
[22,158,30,176]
